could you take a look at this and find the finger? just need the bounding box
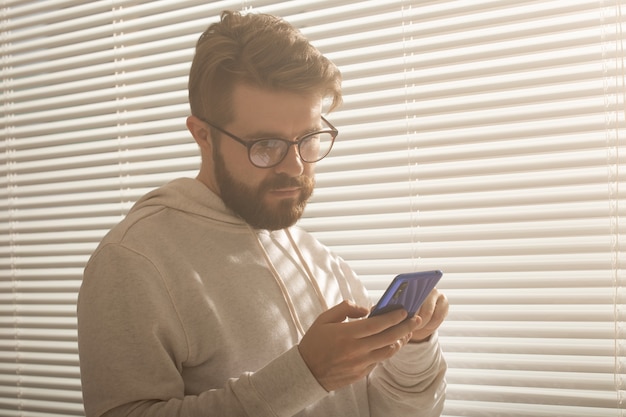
[368,336,407,362]
[410,314,424,328]
[396,332,413,348]
[429,293,449,325]
[410,293,449,342]
[316,300,369,325]
[418,289,439,316]
[422,292,448,325]
[363,316,420,350]
[346,308,409,338]
[415,289,441,328]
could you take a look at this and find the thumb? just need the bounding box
[317,300,369,324]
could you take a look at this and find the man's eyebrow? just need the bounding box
[242,125,323,140]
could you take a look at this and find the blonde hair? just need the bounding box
[188,10,342,125]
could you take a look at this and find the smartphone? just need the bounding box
[368,270,443,318]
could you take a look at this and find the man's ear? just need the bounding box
[186,115,212,153]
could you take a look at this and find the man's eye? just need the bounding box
[255,139,282,150]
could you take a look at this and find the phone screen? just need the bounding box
[368,270,443,318]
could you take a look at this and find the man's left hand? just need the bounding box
[409,288,449,343]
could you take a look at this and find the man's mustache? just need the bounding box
[262,174,314,191]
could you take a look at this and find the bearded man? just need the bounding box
[77,10,448,417]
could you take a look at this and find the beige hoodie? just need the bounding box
[77,177,446,417]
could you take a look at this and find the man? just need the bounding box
[77,10,448,417]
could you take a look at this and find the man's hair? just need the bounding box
[188,10,342,125]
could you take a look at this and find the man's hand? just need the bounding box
[409,288,448,343]
[298,300,419,392]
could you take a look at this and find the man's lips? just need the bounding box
[268,187,301,198]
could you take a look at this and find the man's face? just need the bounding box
[212,141,315,230]
[207,84,322,230]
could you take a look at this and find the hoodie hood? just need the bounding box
[130,178,329,337]
[128,177,246,227]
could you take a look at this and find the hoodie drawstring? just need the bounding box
[285,229,329,312]
[249,226,328,337]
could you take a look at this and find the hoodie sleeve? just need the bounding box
[367,334,447,417]
[78,243,328,417]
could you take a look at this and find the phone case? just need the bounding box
[369,270,443,318]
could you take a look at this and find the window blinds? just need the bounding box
[1,0,624,416]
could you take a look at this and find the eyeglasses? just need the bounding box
[202,116,338,168]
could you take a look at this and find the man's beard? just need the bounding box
[213,146,314,230]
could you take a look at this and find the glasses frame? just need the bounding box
[202,116,339,168]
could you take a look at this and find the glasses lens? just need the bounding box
[299,132,335,163]
[248,132,335,168]
[249,139,288,167]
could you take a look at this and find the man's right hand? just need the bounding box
[297,300,419,392]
